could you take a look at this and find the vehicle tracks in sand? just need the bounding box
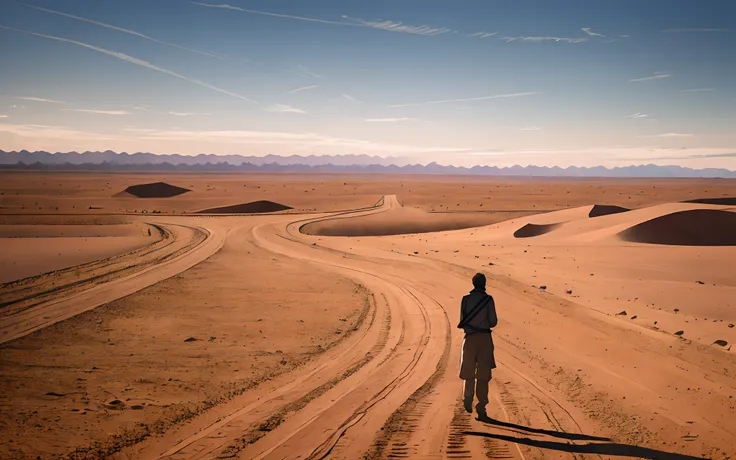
[150,286,391,460]
[147,201,451,460]
[0,221,222,344]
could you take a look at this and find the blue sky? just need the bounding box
[1,0,735,167]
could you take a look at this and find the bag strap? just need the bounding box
[458,295,491,329]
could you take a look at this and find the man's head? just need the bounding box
[472,273,486,290]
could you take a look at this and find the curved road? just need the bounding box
[0,220,228,344]
[5,196,732,459]
[127,196,600,460]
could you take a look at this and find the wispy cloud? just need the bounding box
[0,115,8,118]
[681,88,714,92]
[629,73,672,82]
[343,15,454,36]
[141,128,467,154]
[681,152,736,159]
[25,4,229,61]
[167,111,212,116]
[662,28,731,33]
[0,123,122,141]
[388,92,538,108]
[341,93,363,103]
[364,117,416,123]
[193,3,454,38]
[519,126,542,131]
[14,96,65,104]
[503,36,587,43]
[618,151,736,162]
[640,132,694,138]
[0,26,259,104]
[62,108,130,115]
[123,127,156,133]
[625,112,649,119]
[193,3,356,26]
[469,31,497,38]
[265,104,307,114]
[582,28,606,37]
[296,65,323,79]
[288,85,319,94]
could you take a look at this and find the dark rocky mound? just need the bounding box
[684,197,736,206]
[513,223,561,238]
[197,201,292,214]
[117,182,190,198]
[619,209,736,246]
[589,205,630,218]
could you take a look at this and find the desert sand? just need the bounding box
[1,171,735,460]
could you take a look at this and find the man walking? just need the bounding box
[458,273,498,418]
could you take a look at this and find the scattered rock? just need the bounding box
[488,262,494,266]
[631,316,638,320]
[617,311,627,316]
[566,290,573,295]
[713,340,728,347]
[696,281,705,285]
[674,308,680,313]
[105,400,125,410]
[131,405,144,410]
[674,331,684,336]
[539,285,547,290]
[208,336,216,342]
[413,251,419,255]
[184,337,198,342]
[729,324,734,328]
[45,392,67,397]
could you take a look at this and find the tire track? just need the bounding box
[155,284,392,459]
[0,221,223,344]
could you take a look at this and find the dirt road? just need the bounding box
[120,196,733,459]
[4,195,733,459]
[0,221,225,344]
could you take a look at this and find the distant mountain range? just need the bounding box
[0,150,399,167]
[1,150,735,178]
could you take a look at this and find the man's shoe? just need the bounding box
[476,405,488,420]
[463,398,473,413]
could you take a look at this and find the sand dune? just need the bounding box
[684,197,736,205]
[302,197,507,236]
[513,222,562,238]
[619,209,736,246]
[196,200,292,214]
[116,181,191,198]
[588,204,630,218]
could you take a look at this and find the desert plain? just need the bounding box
[1,171,735,460]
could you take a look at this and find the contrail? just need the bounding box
[193,2,358,27]
[0,25,259,104]
[388,92,538,108]
[25,4,231,61]
[288,85,319,94]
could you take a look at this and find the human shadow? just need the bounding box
[477,415,610,442]
[465,421,707,460]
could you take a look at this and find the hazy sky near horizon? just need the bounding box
[1,0,735,168]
